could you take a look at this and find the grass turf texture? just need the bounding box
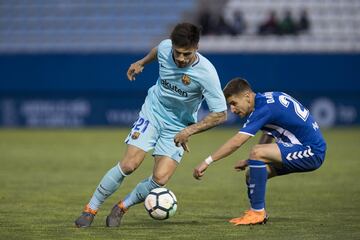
[0,128,359,240]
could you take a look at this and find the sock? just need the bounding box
[248,159,268,211]
[246,178,251,201]
[122,176,162,209]
[88,164,127,211]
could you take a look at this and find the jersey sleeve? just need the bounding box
[157,39,172,62]
[240,105,272,136]
[201,67,227,113]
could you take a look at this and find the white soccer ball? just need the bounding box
[144,187,177,220]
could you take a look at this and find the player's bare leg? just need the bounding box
[230,144,281,225]
[106,155,178,227]
[75,145,146,228]
[152,155,179,186]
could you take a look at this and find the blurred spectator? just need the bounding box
[214,15,232,35]
[229,10,247,35]
[204,8,310,37]
[297,9,310,33]
[258,10,280,35]
[279,10,297,35]
[198,9,217,35]
[198,8,245,36]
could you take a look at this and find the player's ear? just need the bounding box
[245,91,251,103]
[244,90,250,98]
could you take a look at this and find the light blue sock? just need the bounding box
[88,164,127,210]
[248,159,268,210]
[122,176,162,209]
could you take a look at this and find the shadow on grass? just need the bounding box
[127,219,204,229]
[70,219,205,231]
[201,214,241,221]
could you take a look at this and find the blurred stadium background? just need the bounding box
[1,1,360,239]
[0,0,359,127]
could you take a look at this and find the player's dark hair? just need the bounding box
[223,77,252,99]
[170,22,201,48]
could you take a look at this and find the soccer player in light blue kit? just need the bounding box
[194,78,326,225]
[75,23,227,227]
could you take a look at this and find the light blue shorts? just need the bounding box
[124,114,184,162]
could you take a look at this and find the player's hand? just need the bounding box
[127,61,144,81]
[193,161,208,180]
[174,129,191,152]
[234,159,248,171]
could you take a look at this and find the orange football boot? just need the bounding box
[229,210,250,223]
[230,209,268,226]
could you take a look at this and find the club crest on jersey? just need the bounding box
[181,74,191,85]
[131,132,140,140]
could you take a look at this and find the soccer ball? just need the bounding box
[144,187,177,220]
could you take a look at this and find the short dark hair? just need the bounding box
[170,23,201,48]
[223,77,252,99]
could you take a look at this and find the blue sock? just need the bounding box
[246,178,251,201]
[248,159,268,211]
[123,176,162,209]
[88,164,127,210]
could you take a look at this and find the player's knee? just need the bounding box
[120,149,145,174]
[249,145,265,160]
[119,161,138,175]
[152,174,168,186]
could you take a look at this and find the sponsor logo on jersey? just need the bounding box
[181,74,191,85]
[161,79,188,97]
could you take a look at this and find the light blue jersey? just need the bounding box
[126,39,227,162]
[141,39,227,129]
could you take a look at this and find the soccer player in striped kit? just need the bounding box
[194,77,326,225]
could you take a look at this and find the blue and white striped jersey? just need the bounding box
[240,92,326,155]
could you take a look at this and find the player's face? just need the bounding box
[227,93,251,118]
[172,45,198,68]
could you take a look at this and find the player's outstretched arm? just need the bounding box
[232,133,272,172]
[127,46,158,81]
[174,111,227,152]
[193,132,251,180]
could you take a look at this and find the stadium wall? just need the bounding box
[0,53,359,127]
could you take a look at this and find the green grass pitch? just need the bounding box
[0,127,359,240]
